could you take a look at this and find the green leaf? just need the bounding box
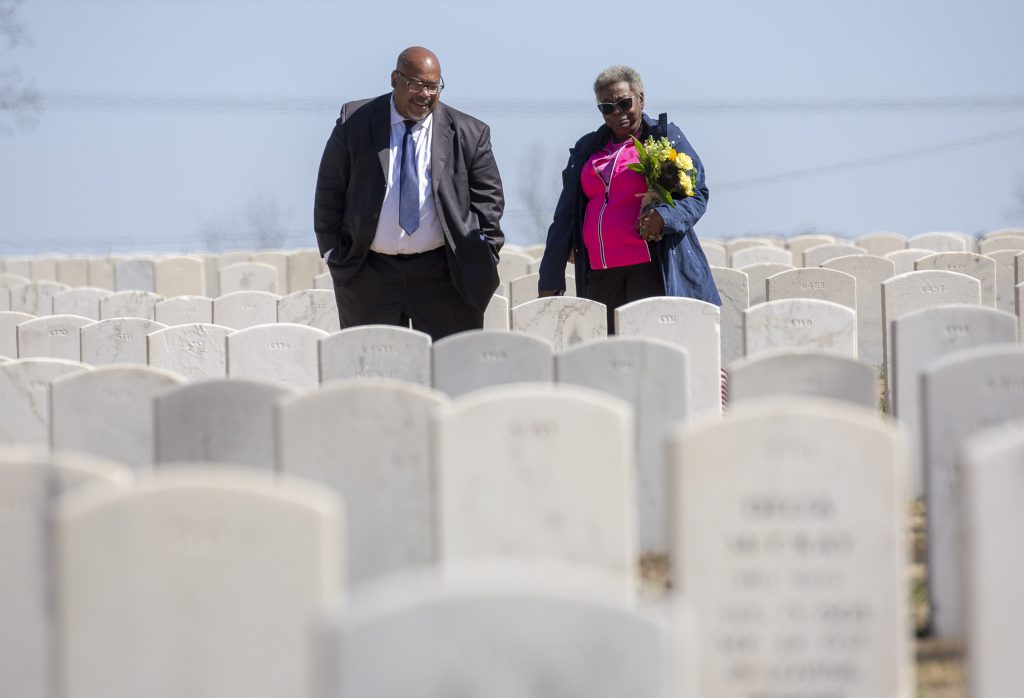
[627,163,644,173]
[632,135,648,160]
[654,183,676,208]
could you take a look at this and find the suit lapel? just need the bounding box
[372,95,391,178]
[431,103,453,181]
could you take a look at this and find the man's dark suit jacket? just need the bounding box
[314,93,505,311]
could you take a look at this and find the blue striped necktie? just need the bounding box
[399,119,420,234]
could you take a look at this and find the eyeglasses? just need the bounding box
[395,70,445,96]
[597,97,634,115]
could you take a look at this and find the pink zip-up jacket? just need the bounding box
[580,138,651,270]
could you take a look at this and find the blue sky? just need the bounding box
[2,0,1023,255]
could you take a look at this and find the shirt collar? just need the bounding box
[389,95,433,131]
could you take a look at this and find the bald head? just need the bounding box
[391,46,444,121]
[396,46,441,75]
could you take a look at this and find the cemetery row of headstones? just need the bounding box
[2,381,955,697]
[5,382,1022,697]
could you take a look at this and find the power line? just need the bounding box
[716,126,1024,192]
[37,91,1024,117]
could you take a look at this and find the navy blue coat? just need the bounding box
[538,112,721,305]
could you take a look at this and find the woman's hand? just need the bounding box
[636,209,665,242]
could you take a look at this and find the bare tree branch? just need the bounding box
[195,194,291,251]
[0,0,40,133]
[243,193,289,249]
[0,67,41,132]
[0,0,28,49]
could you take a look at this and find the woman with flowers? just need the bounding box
[537,65,720,332]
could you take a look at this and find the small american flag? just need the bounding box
[720,368,729,412]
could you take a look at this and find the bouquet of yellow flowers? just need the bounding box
[628,136,696,209]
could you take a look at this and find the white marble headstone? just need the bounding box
[250,251,289,291]
[960,420,1024,698]
[785,235,836,263]
[727,349,877,408]
[100,290,162,320]
[226,323,327,388]
[52,288,109,320]
[0,359,92,445]
[0,447,130,698]
[483,293,509,331]
[891,305,1016,497]
[702,239,727,267]
[51,365,184,466]
[497,251,533,284]
[986,249,1019,314]
[711,266,749,367]
[29,257,59,282]
[285,249,322,292]
[156,377,293,468]
[511,297,607,351]
[114,258,155,292]
[277,289,340,332]
[56,467,342,698]
[908,232,969,253]
[855,232,906,257]
[801,243,867,268]
[321,570,669,697]
[730,245,793,268]
[16,314,92,361]
[0,311,34,358]
[508,272,542,308]
[744,298,857,359]
[154,295,214,325]
[436,384,635,580]
[2,260,31,278]
[219,262,279,295]
[738,262,793,305]
[920,345,1024,639]
[154,256,206,297]
[86,258,116,291]
[883,248,935,275]
[148,323,230,379]
[978,235,1024,254]
[319,325,431,385]
[557,337,690,556]
[277,379,447,584]
[81,317,168,365]
[765,267,857,310]
[880,269,981,406]
[726,238,772,256]
[55,258,90,287]
[432,329,553,397]
[11,281,69,316]
[822,254,895,366]
[914,252,996,307]
[670,398,912,698]
[213,291,279,330]
[615,296,721,416]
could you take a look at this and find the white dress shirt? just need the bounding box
[370,97,445,254]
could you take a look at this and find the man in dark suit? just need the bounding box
[314,46,505,341]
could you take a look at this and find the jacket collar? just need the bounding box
[430,102,453,175]
[373,94,452,177]
[582,112,656,159]
[371,94,391,177]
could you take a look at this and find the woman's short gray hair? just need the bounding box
[593,65,644,97]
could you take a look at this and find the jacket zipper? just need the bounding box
[594,145,626,269]
[593,141,651,268]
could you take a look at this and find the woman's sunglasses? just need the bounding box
[597,97,634,115]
